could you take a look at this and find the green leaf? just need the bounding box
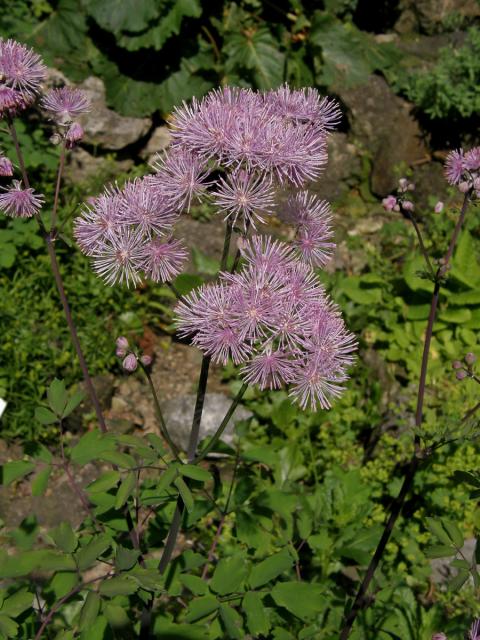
[219,604,243,639]
[242,591,269,636]
[179,574,208,596]
[174,273,203,296]
[310,12,401,88]
[76,536,112,571]
[224,26,285,89]
[157,465,179,494]
[1,460,35,486]
[0,614,18,638]
[99,576,138,597]
[425,544,455,559]
[51,522,78,554]
[191,247,220,276]
[175,477,194,512]
[442,521,464,549]
[115,472,136,509]
[86,471,121,495]
[35,407,58,425]
[70,431,116,466]
[426,517,452,545]
[0,550,75,577]
[115,546,139,572]
[85,0,160,33]
[248,551,293,589]
[100,451,136,469]
[438,308,472,324]
[271,581,325,620]
[63,390,85,418]
[30,466,51,497]
[47,379,68,416]
[0,589,33,617]
[211,555,248,596]
[118,0,202,51]
[180,464,212,483]
[79,591,101,631]
[185,595,219,623]
[449,569,470,591]
[104,602,130,629]
[451,230,480,288]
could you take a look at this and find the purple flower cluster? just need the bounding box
[176,236,356,410]
[168,85,339,229]
[0,180,44,217]
[0,38,46,116]
[76,85,339,286]
[74,177,188,286]
[445,147,480,195]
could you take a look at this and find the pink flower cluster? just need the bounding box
[445,147,480,195]
[74,177,188,286]
[0,38,46,116]
[176,236,356,410]
[76,86,338,285]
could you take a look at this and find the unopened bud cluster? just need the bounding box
[452,352,477,380]
[115,336,152,373]
[382,178,415,213]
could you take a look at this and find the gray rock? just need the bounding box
[65,147,133,183]
[79,76,152,150]
[338,75,427,197]
[163,393,252,452]
[140,125,171,162]
[396,0,479,34]
[310,132,362,202]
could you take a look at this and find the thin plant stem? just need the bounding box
[7,117,30,187]
[340,192,471,639]
[201,448,240,579]
[45,237,108,433]
[34,573,112,640]
[156,220,237,577]
[194,383,248,463]
[140,362,182,462]
[50,138,67,231]
[405,210,435,279]
[8,119,108,433]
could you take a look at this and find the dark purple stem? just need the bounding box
[340,192,471,639]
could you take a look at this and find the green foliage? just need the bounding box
[398,27,480,120]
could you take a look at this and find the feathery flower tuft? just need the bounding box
[142,237,188,283]
[152,149,210,211]
[0,180,44,217]
[212,169,274,229]
[92,228,146,287]
[175,234,356,408]
[444,149,465,185]
[0,39,46,100]
[41,87,90,123]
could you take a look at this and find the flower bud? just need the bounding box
[382,195,397,211]
[49,133,62,146]
[434,201,444,214]
[0,156,13,176]
[116,346,127,357]
[140,354,152,366]
[459,180,471,193]
[465,352,476,366]
[398,178,408,192]
[116,336,129,350]
[66,122,84,147]
[402,200,415,212]
[474,177,480,190]
[122,353,138,372]
[452,360,462,369]
[407,182,415,191]
[431,633,447,640]
[393,203,400,212]
[456,369,467,380]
